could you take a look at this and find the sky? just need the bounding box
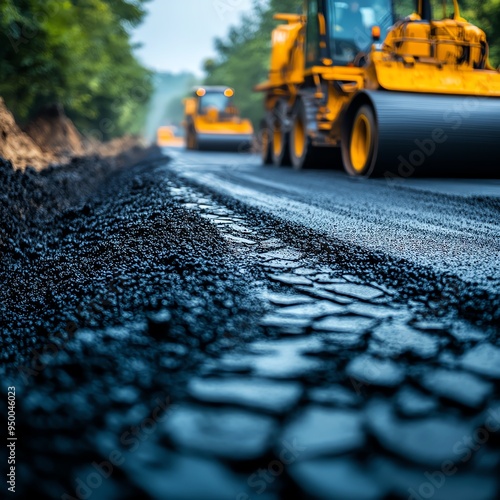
[133,0,256,76]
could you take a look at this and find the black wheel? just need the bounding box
[186,126,198,150]
[271,101,292,167]
[290,100,310,169]
[342,104,378,177]
[260,118,273,165]
[290,99,342,170]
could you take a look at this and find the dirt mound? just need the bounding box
[0,98,47,170]
[23,103,84,159]
[1,97,152,171]
[95,135,148,158]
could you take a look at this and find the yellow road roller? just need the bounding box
[257,0,500,177]
[183,86,254,152]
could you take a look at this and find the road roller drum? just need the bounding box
[342,91,500,178]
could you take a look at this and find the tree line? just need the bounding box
[0,0,152,140]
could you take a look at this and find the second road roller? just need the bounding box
[257,0,500,177]
[183,86,254,152]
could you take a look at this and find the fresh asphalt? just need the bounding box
[166,148,500,299]
[4,150,500,499]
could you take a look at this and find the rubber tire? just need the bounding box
[271,101,292,167]
[289,100,326,170]
[342,104,378,177]
[186,127,198,151]
[260,118,273,165]
[290,100,313,170]
[290,99,343,170]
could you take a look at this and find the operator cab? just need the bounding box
[305,0,395,66]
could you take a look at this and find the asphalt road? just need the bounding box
[166,148,500,304]
[4,150,500,499]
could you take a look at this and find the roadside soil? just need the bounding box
[0,98,146,171]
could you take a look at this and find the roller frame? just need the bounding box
[195,133,253,152]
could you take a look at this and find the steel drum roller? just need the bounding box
[360,91,500,177]
[196,134,253,152]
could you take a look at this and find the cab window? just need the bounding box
[328,0,393,64]
[306,0,320,66]
[199,93,230,114]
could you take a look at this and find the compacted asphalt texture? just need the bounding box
[1,148,500,499]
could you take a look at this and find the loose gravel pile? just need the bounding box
[1,152,499,500]
[1,153,265,498]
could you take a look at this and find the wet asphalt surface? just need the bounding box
[1,149,500,499]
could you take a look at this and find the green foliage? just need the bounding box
[0,0,153,139]
[462,0,500,66]
[392,0,500,66]
[204,0,500,127]
[203,0,302,127]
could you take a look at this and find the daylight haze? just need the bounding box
[133,0,256,75]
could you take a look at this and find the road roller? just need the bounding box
[257,0,500,178]
[183,86,254,152]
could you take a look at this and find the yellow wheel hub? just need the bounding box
[350,113,371,173]
[294,117,305,158]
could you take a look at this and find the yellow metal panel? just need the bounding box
[184,98,197,116]
[269,22,305,88]
[372,57,500,96]
[304,66,364,79]
[385,21,432,58]
[157,127,183,147]
[274,13,302,23]
[194,116,254,136]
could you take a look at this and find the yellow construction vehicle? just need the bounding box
[157,126,184,147]
[257,0,500,177]
[183,86,254,151]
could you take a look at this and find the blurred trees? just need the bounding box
[462,0,500,65]
[0,0,152,139]
[204,0,500,128]
[203,0,302,127]
[144,72,197,141]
